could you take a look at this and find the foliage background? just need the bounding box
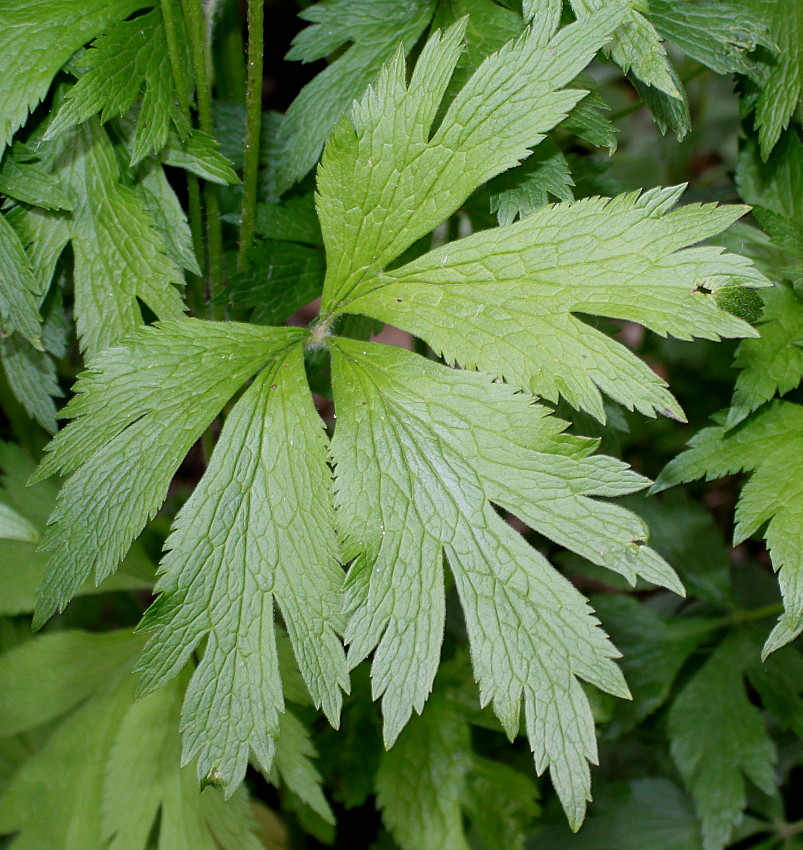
[0,1,802,849]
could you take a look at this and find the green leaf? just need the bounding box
[741,0,803,158]
[593,594,706,737]
[135,158,202,276]
[222,240,326,326]
[569,0,681,98]
[269,0,436,196]
[33,319,304,626]
[0,632,265,850]
[43,120,187,354]
[0,629,143,738]
[0,670,137,850]
[655,401,803,656]
[103,671,264,850]
[0,145,72,210]
[162,130,240,186]
[488,138,575,225]
[136,343,347,794]
[668,634,777,850]
[0,0,146,157]
[0,211,43,346]
[346,187,763,422]
[647,0,772,76]
[530,777,703,850]
[727,284,803,426]
[462,757,539,850]
[45,7,190,165]
[376,692,471,850]
[0,502,38,543]
[330,338,679,827]
[317,9,629,315]
[0,442,152,616]
[271,710,335,824]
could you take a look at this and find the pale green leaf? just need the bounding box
[0,676,135,850]
[0,146,72,210]
[103,671,263,850]
[376,692,471,850]
[135,158,202,276]
[330,338,676,827]
[135,344,347,794]
[317,7,629,314]
[45,7,190,164]
[346,188,763,422]
[269,0,436,196]
[669,634,776,850]
[655,401,803,655]
[33,320,304,626]
[0,332,62,434]
[0,0,146,157]
[0,629,143,738]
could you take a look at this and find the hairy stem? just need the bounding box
[237,0,264,271]
[182,0,224,312]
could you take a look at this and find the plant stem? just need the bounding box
[237,0,264,272]
[182,0,224,313]
[161,0,206,315]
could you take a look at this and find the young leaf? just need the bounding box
[0,145,72,211]
[668,634,777,850]
[45,7,191,165]
[330,338,677,827]
[655,401,803,655]
[0,0,146,157]
[33,319,304,625]
[161,130,240,186]
[270,0,436,196]
[136,345,347,794]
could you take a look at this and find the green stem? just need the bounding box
[683,602,785,639]
[161,0,206,314]
[182,0,224,309]
[237,0,264,272]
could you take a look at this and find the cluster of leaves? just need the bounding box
[0,0,802,848]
